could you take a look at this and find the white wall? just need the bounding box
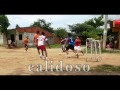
[0,34,4,45]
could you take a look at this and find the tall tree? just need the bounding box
[54,28,68,38]
[30,19,54,33]
[0,15,10,44]
[16,24,20,28]
[85,15,104,29]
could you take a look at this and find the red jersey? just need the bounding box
[75,39,81,46]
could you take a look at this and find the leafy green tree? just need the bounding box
[0,15,10,44]
[30,19,54,33]
[54,28,68,38]
[16,24,20,28]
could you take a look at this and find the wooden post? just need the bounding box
[119,31,120,49]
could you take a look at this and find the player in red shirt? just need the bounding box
[74,36,84,56]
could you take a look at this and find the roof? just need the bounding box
[16,26,54,37]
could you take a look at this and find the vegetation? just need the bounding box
[30,19,54,33]
[54,27,68,38]
[91,64,120,73]
[0,15,10,44]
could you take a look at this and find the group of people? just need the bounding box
[106,35,118,49]
[23,31,50,60]
[60,33,84,58]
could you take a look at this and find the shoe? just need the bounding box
[45,57,49,60]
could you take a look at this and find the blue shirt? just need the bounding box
[68,37,74,46]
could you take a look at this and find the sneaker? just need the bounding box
[45,57,49,60]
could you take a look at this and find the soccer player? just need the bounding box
[60,38,66,52]
[33,31,40,54]
[74,36,84,55]
[24,36,29,53]
[37,32,50,60]
[64,33,78,58]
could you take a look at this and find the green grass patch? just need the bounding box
[90,64,120,73]
[46,44,61,48]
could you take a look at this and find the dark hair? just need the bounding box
[36,31,40,34]
[41,32,45,35]
[68,33,72,37]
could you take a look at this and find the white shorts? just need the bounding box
[74,46,81,51]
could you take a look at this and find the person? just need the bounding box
[24,36,29,52]
[60,38,66,52]
[64,33,78,58]
[33,31,41,55]
[37,32,50,60]
[8,38,12,48]
[74,36,84,55]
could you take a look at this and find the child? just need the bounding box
[24,36,29,52]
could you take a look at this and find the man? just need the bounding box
[60,38,66,52]
[33,30,43,56]
[37,32,50,60]
[24,36,29,52]
[74,36,84,55]
[64,33,78,58]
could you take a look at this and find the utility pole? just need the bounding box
[103,15,108,49]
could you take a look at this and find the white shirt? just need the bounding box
[37,35,48,46]
[8,40,11,44]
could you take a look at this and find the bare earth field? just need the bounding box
[0,47,120,75]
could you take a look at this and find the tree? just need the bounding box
[0,15,10,44]
[16,24,20,28]
[68,15,104,44]
[54,28,68,38]
[30,19,54,33]
[85,15,104,29]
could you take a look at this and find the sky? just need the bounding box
[6,15,120,30]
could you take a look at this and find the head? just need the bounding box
[36,31,40,34]
[76,36,79,39]
[68,33,72,37]
[26,36,28,39]
[41,32,45,35]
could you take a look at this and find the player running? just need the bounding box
[37,32,50,60]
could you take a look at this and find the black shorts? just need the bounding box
[66,44,74,51]
[24,44,28,48]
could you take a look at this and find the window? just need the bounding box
[19,34,22,40]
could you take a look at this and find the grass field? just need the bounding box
[0,46,120,75]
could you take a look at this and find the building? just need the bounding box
[111,20,120,49]
[0,26,59,47]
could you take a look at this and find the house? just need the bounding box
[0,26,58,47]
[111,20,120,49]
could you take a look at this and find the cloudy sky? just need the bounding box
[6,15,120,30]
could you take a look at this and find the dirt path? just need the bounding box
[0,47,120,75]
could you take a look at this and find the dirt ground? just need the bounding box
[0,47,120,75]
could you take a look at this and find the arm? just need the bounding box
[46,41,50,48]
